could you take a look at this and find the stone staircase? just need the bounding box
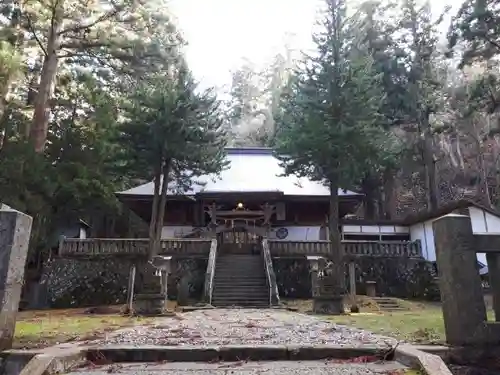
[211,254,270,308]
[372,297,408,312]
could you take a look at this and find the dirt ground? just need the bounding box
[13,303,177,349]
[12,297,486,349]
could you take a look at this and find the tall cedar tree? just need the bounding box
[449,0,500,117]
[274,0,385,308]
[119,66,228,259]
[448,0,500,67]
[3,0,181,152]
[351,1,408,219]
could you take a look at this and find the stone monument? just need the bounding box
[433,214,500,346]
[0,207,32,350]
[133,256,172,315]
[312,257,344,314]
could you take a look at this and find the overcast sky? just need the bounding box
[169,0,456,93]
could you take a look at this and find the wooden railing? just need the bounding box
[58,238,212,258]
[261,239,280,306]
[268,240,422,258]
[343,240,422,257]
[203,239,218,305]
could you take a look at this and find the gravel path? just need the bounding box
[69,360,408,375]
[92,309,396,348]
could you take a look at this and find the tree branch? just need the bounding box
[58,5,125,36]
[25,13,48,57]
[484,33,500,51]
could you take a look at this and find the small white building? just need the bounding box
[341,199,500,273]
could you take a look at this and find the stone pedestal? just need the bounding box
[0,209,32,351]
[312,269,344,315]
[134,293,167,316]
[365,281,376,297]
[313,295,344,314]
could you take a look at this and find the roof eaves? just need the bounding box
[402,199,500,225]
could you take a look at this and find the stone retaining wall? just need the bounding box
[274,257,439,301]
[36,255,437,308]
[38,258,207,308]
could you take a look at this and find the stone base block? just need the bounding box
[133,293,167,316]
[313,295,344,315]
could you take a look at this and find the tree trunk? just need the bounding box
[360,175,378,220]
[148,164,162,260]
[29,3,64,152]
[494,137,500,205]
[329,179,344,291]
[153,161,171,255]
[422,114,439,211]
[0,85,10,146]
[478,146,493,207]
[148,160,171,260]
[383,170,396,219]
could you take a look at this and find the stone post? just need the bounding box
[126,264,136,314]
[486,253,500,321]
[433,214,487,346]
[0,209,32,351]
[348,262,356,298]
[307,256,321,297]
[155,256,172,310]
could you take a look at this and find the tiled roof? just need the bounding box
[117,147,361,197]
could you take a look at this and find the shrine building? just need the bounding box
[58,147,500,308]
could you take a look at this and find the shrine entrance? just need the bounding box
[205,201,275,254]
[217,225,261,254]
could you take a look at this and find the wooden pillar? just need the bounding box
[126,264,136,314]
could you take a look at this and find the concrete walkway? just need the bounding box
[89,308,396,348]
[68,360,409,374]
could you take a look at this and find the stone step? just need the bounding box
[212,252,269,309]
[214,285,267,291]
[372,297,408,311]
[215,275,266,279]
[214,273,266,279]
[212,300,270,308]
[212,300,269,305]
[215,264,264,270]
[215,269,265,273]
[213,289,269,296]
[373,298,398,302]
[211,302,270,308]
[213,295,269,302]
[376,301,400,305]
[214,278,267,284]
[213,284,268,290]
[215,263,263,269]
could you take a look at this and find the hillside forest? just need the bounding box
[1,0,500,265]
